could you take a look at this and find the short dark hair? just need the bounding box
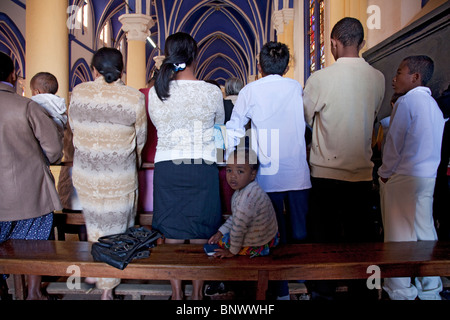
[331,17,364,47]
[0,51,14,82]
[228,147,260,172]
[30,72,59,94]
[403,55,434,86]
[259,41,290,76]
[91,47,124,83]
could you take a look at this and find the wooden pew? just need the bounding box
[0,239,449,300]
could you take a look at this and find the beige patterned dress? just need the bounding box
[69,77,147,289]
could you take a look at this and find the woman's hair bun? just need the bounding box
[91,47,124,83]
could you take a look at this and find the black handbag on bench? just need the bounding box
[91,227,162,270]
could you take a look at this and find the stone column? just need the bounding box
[119,13,155,89]
[26,0,69,100]
[326,0,368,63]
[272,8,295,79]
[153,55,165,69]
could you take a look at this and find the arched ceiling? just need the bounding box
[70,0,282,86]
[156,0,274,84]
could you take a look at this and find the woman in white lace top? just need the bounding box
[148,32,224,300]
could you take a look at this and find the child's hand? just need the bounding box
[213,248,235,259]
[208,231,223,244]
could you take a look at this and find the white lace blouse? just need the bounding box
[148,80,225,163]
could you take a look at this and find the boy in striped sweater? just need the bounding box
[208,148,279,258]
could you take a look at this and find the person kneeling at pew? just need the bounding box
[208,147,279,258]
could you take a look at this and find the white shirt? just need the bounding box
[148,80,224,163]
[31,93,67,130]
[378,86,444,179]
[226,74,311,192]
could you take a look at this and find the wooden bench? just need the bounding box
[0,240,449,300]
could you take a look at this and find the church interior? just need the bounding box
[0,0,449,301]
[1,0,448,105]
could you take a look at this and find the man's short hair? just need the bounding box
[331,17,364,47]
[0,52,14,82]
[259,41,290,76]
[30,72,59,94]
[403,55,434,86]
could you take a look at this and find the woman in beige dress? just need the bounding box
[69,47,147,300]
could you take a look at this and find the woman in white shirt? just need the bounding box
[148,32,224,300]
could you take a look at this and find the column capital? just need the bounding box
[272,8,294,35]
[119,13,155,42]
[153,55,165,69]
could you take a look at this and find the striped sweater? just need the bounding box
[219,181,278,255]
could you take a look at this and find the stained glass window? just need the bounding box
[319,0,325,69]
[305,0,325,79]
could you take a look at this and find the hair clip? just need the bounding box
[173,63,186,72]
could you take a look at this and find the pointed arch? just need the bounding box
[0,13,25,78]
[70,58,93,91]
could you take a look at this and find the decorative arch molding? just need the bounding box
[197,32,249,81]
[12,1,279,87]
[204,67,235,84]
[188,5,255,73]
[197,53,246,84]
[0,12,25,78]
[156,0,271,79]
[95,3,126,50]
[70,58,93,91]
